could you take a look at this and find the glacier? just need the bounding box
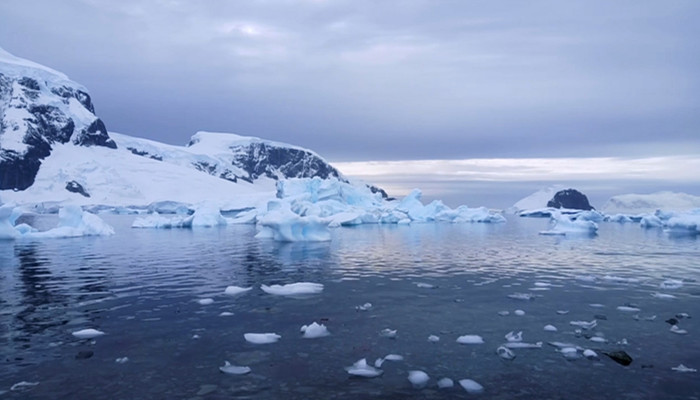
[0,204,114,240]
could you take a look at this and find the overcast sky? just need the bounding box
[1,0,699,206]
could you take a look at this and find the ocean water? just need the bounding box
[1,216,699,399]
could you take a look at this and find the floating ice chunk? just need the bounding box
[671,364,697,373]
[560,347,580,360]
[670,325,688,335]
[556,310,570,315]
[534,282,552,287]
[115,357,129,364]
[72,328,105,339]
[583,349,598,359]
[497,311,510,316]
[244,333,281,344]
[219,312,234,317]
[539,211,598,236]
[676,313,691,319]
[224,286,253,296]
[428,335,440,342]
[301,322,330,339]
[660,279,683,289]
[415,282,435,288]
[505,331,523,342]
[219,361,251,375]
[457,335,484,344]
[437,378,454,388]
[548,342,584,350]
[408,370,430,388]
[192,334,200,339]
[617,338,629,345]
[190,203,228,227]
[256,200,331,242]
[589,336,607,343]
[508,293,534,300]
[633,314,657,321]
[10,381,39,391]
[616,306,640,312]
[345,358,383,378]
[356,302,372,311]
[502,341,542,349]
[514,309,526,316]
[497,346,516,360]
[197,298,214,305]
[651,292,676,299]
[589,303,605,308]
[374,354,404,367]
[569,320,597,330]
[379,328,397,338]
[544,325,558,332]
[132,213,193,229]
[261,282,323,296]
[459,379,484,394]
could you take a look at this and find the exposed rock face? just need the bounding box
[0,48,116,191]
[65,180,90,197]
[547,189,594,210]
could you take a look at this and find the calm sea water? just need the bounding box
[1,216,699,399]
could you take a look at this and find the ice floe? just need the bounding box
[459,379,484,394]
[219,312,234,317]
[671,364,697,373]
[497,346,516,360]
[660,279,684,290]
[244,333,281,344]
[505,331,523,342]
[355,302,373,311]
[379,328,397,339]
[219,361,251,375]
[115,357,129,364]
[301,322,330,339]
[261,282,323,296]
[10,381,39,392]
[345,358,383,378]
[583,349,599,359]
[670,325,688,335]
[651,292,676,299]
[457,334,484,344]
[437,378,454,389]
[514,309,526,316]
[570,320,597,330]
[197,298,214,305]
[507,293,534,300]
[72,328,105,339]
[224,286,253,296]
[616,305,641,312]
[544,324,558,332]
[428,335,440,342]
[407,370,430,388]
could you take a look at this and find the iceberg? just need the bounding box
[300,322,330,339]
[437,378,454,389]
[72,328,105,339]
[132,203,227,229]
[456,334,484,344]
[345,358,383,378]
[459,379,484,394]
[255,200,331,242]
[260,282,323,296]
[1,205,114,240]
[407,370,430,388]
[243,333,281,344]
[539,211,598,236]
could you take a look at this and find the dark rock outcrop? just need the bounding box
[65,181,90,197]
[547,189,594,210]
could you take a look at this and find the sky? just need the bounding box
[1,0,699,207]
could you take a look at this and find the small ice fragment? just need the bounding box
[115,357,129,364]
[437,377,454,389]
[505,331,523,342]
[633,314,657,321]
[301,322,330,339]
[651,292,676,299]
[534,282,551,287]
[660,279,683,289]
[548,342,582,349]
[219,361,251,375]
[10,381,39,391]
[374,358,384,368]
[508,293,534,300]
[219,312,234,317]
[356,302,372,311]
[244,333,281,344]
[560,347,580,360]
[497,346,516,360]
[345,358,383,377]
[589,303,605,308]
[415,282,435,288]
[198,298,214,305]
[569,320,597,330]
[408,370,430,388]
[72,329,105,339]
[224,286,253,296]
[671,364,697,373]
[380,328,397,338]
[583,349,598,359]
[544,324,558,332]
[617,305,640,312]
[192,334,200,339]
[428,335,440,342]
[617,338,629,345]
[503,341,542,349]
[514,309,526,316]
[459,379,484,394]
[676,313,691,319]
[670,325,688,335]
[457,335,484,344]
[384,354,404,361]
[556,310,570,315]
[590,336,607,343]
[497,311,510,316]
[261,282,323,296]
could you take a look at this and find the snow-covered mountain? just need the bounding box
[602,192,700,214]
[0,47,381,209]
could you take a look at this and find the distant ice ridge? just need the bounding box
[132,203,228,229]
[0,204,114,240]
[603,192,700,214]
[539,211,598,236]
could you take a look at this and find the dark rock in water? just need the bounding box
[75,351,94,360]
[665,318,679,325]
[65,181,90,198]
[603,350,633,366]
[547,189,594,210]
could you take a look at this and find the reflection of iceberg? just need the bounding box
[539,211,598,236]
[0,205,114,240]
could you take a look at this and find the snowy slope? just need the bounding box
[602,192,700,214]
[507,185,565,214]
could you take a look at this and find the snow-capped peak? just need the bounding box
[0,46,70,81]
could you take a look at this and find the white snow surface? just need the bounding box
[260,282,324,296]
[508,185,565,214]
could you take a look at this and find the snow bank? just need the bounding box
[0,204,114,240]
[539,211,598,236]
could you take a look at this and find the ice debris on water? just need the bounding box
[505,331,523,342]
[414,282,435,288]
[589,336,607,343]
[428,335,440,342]
[556,310,570,315]
[503,341,542,349]
[356,302,372,311]
[617,305,640,312]
[514,309,526,316]
[380,328,397,339]
[583,349,598,359]
[570,320,597,330]
[660,279,683,289]
[671,364,697,373]
[224,286,253,296]
[408,370,430,388]
[508,293,534,300]
[72,329,105,339]
[219,312,234,317]
[244,333,281,344]
[115,357,129,364]
[261,282,323,296]
[497,346,516,360]
[10,381,39,391]
[457,334,484,344]
[219,361,251,375]
[670,325,688,335]
[544,324,558,332]
[651,292,676,299]
[560,347,580,360]
[374,354,404,368]
[300,322,330,339]
[459,379,484,394]
[497,311,510,316]
[437,377,454,389]
[345,358,383,378]
[197,298,214,305]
